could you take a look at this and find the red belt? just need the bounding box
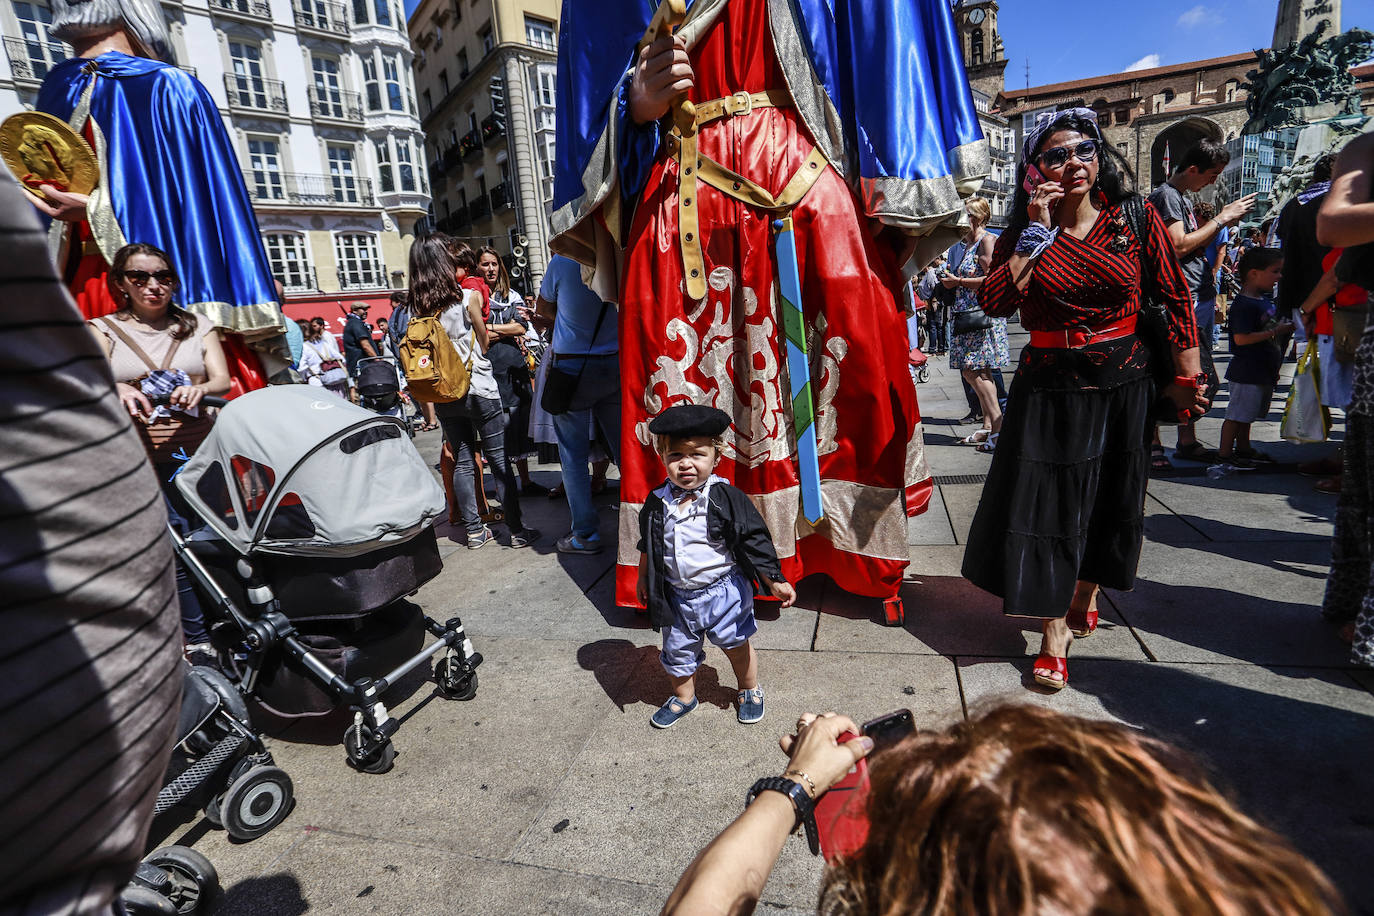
[1028,315,1137,349]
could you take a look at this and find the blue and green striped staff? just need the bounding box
[772,215,823,526]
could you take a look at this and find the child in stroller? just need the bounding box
[355,356,418,436]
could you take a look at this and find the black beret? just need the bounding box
[648,404,731,438]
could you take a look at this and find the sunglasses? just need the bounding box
[1037,139,1099,169]
[121,269,178,287]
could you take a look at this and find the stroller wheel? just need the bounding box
[344,724,396,774]
[221,765,294,841]
[142,846,219,914]
[435,657,478,700]
[120,885,179,916]
[917,365,931,384]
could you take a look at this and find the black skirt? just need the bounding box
[962,336,1153,618]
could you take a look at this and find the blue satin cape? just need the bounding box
[38,53,282,334]
[553,0,985,213]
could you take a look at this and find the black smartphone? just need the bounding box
[862,709,915,753]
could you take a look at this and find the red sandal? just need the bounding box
[1066,604,1098,638]
[1032,652,1068,691]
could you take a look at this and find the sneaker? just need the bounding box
[1218,455,1259,471]
[959,410,983,424]
[1234,446,1277,464]
[467,526,495,549]
[556,533,603,555]
[509,527,540,548]
[737,686,765,724]
[651,695,698,729]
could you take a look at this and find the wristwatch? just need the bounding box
[747,776,819,855]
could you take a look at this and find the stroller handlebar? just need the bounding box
[148,393,230,409]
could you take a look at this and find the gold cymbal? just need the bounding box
[0,110,99,205]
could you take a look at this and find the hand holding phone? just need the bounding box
[812,710,915,861]
[1022,162,1047,196]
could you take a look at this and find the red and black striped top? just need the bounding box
[978,197,1200,351]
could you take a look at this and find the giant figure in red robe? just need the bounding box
[552,0,987,619]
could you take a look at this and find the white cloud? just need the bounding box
[1125,53,1162,72]
[1177,5,1222,28]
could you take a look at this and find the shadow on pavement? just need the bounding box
[214,872,309,916]
[576,638,736,712]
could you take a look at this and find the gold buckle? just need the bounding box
[726,91,753,117]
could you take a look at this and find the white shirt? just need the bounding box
[658,474,734,590]
[438,290,499,400]
[300,334,343,385]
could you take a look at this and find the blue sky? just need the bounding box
[999,0,1374,88]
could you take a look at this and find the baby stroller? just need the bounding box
[170,386,483,773]
[356,356,417,437]
[153,663,293,840]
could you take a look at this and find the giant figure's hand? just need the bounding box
[31,185,89,223]
[628,33,694,125]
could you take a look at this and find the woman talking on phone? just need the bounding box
[961,110,1205,690]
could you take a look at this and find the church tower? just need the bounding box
[957,0,1009,101]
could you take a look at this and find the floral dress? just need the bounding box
[949,234,1010,371]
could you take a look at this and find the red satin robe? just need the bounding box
[616,0,929,607]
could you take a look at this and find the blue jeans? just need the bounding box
[551,356,621,540]
[438,395,522,537]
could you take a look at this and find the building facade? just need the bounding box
[0,0,430,308]
[1221,127,1303,221]
[408,0,556,296]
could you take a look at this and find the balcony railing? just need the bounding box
[224,74,289,114]
[307,87,362,123]
[490,181,514,211]
[481,112,504,145]
[210,0,272,19]
[244,171,376,207]
[294,1,350,34]
[337,263,388,290]
[440,146,462,173]
[280,267,319,292]
[981,178,1011,194]
[459,128,482,159]
[4,37,65,85]
[468,194,491,221]
[451,203,471,229]
[990,146,1014,163]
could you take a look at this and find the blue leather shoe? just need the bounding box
[651,695,698,729]
[737,686,765,724]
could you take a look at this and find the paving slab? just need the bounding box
[1105,539,1347,667]
[1144,473,1337,542]
[509,650,963,909]
[934,483,983,545]
[1142,492,1211,545]
[907,543,971,577]
[232,636,634,863]
[813,575,1145,661]
[906,485,957,546]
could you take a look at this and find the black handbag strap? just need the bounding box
[1119,195,1162,308]
[559,301,612,388]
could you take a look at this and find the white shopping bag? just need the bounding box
[1281,339,1331,444]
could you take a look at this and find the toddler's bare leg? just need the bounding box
[722,641,757,691]
[670,672,696,702]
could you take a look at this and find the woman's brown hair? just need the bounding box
[107,243,198,341]
[821,704,1342,916]
[478,245,511,298]
[444,237,477,275]
[407,234,460,318]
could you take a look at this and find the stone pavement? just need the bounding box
[160,323,1374,915]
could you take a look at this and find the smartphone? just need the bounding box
[1022,162,1046,195]
[814,710,915,861]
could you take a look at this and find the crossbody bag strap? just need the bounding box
[568,302,611,387]
[97,315,162,375]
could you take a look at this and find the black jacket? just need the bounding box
[637,480,785,631]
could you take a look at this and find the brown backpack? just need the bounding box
[398,313,472,403]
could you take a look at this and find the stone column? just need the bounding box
[502,53,549,284]
[1272,0,1340,49]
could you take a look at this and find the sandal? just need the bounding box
[1032,651,1068,690]
[959,429,991,445]
[1234,446,1276,463]
[1150,443,1171,472]
[975,432,999,454]
[1174,441,1220,463]
[1066,602,1099,638]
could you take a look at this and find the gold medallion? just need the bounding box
[0,111,99,204]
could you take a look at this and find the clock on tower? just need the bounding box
[959,1,1008,101]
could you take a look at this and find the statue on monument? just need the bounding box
[1242,18,1374,134]
[23,0,291,390]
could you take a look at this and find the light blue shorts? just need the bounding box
[659,570,758,678]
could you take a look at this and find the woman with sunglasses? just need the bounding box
[962,110,1206,691]
[88,242,230,664]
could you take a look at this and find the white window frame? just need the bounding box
[524,16,555,51]
[263,232,314,291]
[334,232,384,290]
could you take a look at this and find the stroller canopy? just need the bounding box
[176,386,445,557]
